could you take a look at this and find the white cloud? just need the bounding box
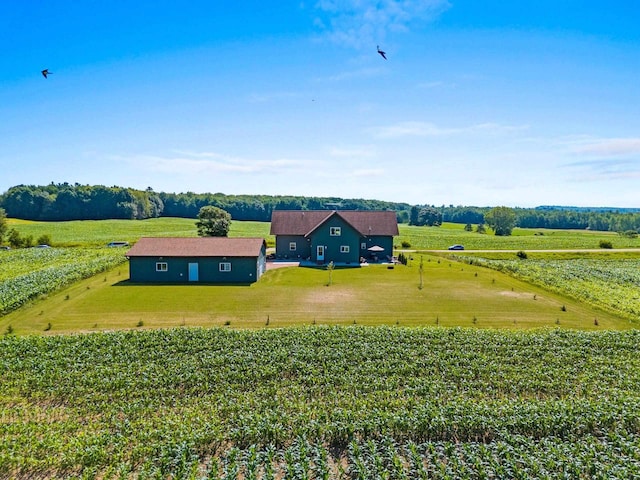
[571,138,640,157]
[316,67,385,82]
[417,80,447,89]
[313,0,451,48]
[114,152,309,175]
[561,137,640,181]
[328,145,376,157]
[374,121,528,138]
[564,159,640,181]
[351,168,385,177]
[247,91,304,103]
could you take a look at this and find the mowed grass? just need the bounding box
[2,256,628,335]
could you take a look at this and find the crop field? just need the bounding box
[4,218,273,247]
[0,247,128,316]
[1,327,639,478]
[7,217,640,250]
[397,223,640,250]
[456,256,640,321]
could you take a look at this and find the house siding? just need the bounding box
[308,215,361,264]
[360,235,394,261]
[129,247,266,284]
[275,235,310,260]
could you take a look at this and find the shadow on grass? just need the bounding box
[112,280,253,287]
[298,264,363,270]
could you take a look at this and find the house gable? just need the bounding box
[271,210,398,263]
[306,212,361,264]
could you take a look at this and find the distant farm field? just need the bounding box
[7,217,640,250]
[5,217,272,247]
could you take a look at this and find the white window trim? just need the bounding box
[289,242,297,251]
[361,242,366,250]
[219,262,232,272]
[340,245,350,253]
[330,226,341,236]
[156,262,168,272]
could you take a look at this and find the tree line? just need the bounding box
[1,184,639,233]
[398,204,640,233]
[0,184,410,222]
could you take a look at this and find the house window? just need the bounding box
[289,242,297,251]
[330,226,341,236]
[340,245,350,253]
[156,262,168,272]
[219,262,232,272]
[361,242,366,250]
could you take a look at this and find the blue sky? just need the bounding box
[1,1,639,207]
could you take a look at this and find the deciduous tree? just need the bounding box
[0,208,7,245]
[196,206,231,237]
[485,206,516,236]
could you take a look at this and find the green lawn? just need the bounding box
[2,256,628,335]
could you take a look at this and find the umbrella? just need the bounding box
[367,245,385,252]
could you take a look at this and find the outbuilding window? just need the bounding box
[289,242,297,251]
[219,262,232,272]
[340,245,350,253]
[330,227,341,236]
[156,262,168,272]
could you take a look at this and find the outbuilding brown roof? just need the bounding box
[270,210,399,236]
[126,237,266,258]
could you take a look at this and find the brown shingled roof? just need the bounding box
[126,237,265,257]
[270,210,399,236]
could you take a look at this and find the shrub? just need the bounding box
[401,241,411,248]
[36,234,53,246]
[516,251,528,259]
[599,240,613,249]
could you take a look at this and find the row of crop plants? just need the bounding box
[0,246,128,315]
[1,327,639,477]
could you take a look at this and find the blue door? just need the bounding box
[188,263,199,282]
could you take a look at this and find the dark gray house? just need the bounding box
[126,237,266,283]
[270,210,399,264]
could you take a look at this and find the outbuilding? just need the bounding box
[126,237,266,283]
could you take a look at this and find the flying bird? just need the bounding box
[41,69,52,78]
[376,45,387,60]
